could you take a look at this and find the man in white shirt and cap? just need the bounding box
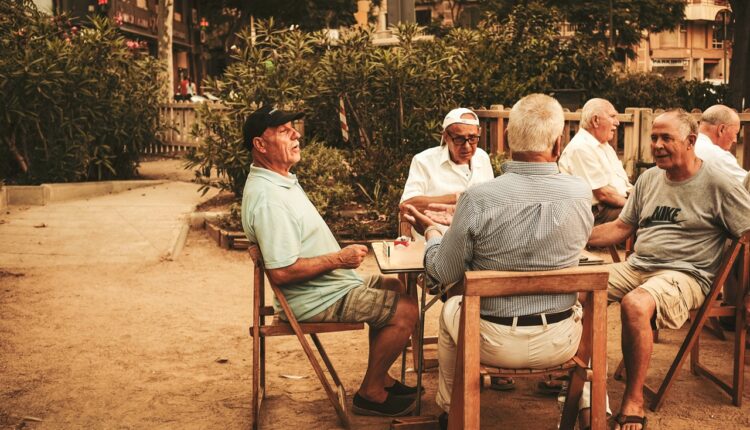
[695,104,746,182]
[399,108,494,213]
[559,98,633,224]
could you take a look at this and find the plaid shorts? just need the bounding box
[304,275,399,329]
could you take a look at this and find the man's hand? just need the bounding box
[336,244,368,269]
[424,203,457,226]
[402,204,437,235]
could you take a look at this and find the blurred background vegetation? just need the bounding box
[0,0,162,184]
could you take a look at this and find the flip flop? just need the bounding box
[612,413,647,430]
[488,376,515,391]
[537,375,568,395]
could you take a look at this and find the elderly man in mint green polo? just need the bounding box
[240,105,420,417]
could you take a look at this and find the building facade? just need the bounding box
[626,0,732,83]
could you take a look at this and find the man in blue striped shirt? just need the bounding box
[405,94,595,427]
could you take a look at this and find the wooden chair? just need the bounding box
[248,245,364,429]
[447,266,610,430]
[609,232,750,410]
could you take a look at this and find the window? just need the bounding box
[415,9,431,26]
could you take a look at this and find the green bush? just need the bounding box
[0,0,162,184]
[294,141,355,217]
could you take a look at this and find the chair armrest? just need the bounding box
[463,266,609,297]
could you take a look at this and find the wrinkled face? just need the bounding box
[650,114,695,174]
[716,122,740,151]
[591,103,620,143]
[258,122,302,169]
[445,123,480,165]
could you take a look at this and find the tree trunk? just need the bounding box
[157,0,174,103]
[728,0,750,110]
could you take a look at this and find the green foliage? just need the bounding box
[0,0,162,184]
[479,0,685,60]
[294,141,355,217]
[598,73,729,111]
[184,102,248,196]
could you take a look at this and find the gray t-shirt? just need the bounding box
[621,160,750,293]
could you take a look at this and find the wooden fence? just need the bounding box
[474,106,750,179]
[154,102,750,180]
[146,101,228,155]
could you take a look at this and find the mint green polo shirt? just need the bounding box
[241,164,362,321]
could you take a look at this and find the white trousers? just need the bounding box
[436,296,607,414]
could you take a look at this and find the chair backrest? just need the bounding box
[463,265,610,297]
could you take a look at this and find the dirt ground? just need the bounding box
[1,158,749,429]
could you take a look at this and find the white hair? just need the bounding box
[507,94,564,152]
[657,109,698,140]
[580,98,614,130]
[701,104,740,126]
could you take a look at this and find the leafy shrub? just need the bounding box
[0,1,162,184]
[294,140,355,217]
[184,102,248,196]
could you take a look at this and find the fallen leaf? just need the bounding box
[22,416,43,422]
[280,374,307,380]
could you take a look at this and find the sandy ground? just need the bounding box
[1,158,749,429]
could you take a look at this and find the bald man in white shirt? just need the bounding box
[695,104,746,182]
[559,98,633,224]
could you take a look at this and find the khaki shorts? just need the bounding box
[304,275,399,329]
[607,262,705,330]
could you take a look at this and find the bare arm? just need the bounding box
[588,218,635,247]
[266,244,368,287]
[593,185,627,208]
[399,193,458,213]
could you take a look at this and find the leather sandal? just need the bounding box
[613,413,647,430]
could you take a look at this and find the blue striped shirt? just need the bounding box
[424,161,594,317]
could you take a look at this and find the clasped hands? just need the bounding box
[402,203,456,236]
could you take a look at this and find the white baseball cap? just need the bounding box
[441,108,480,145]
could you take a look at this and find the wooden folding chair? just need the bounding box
[610,232,750,411]
[248,245,364,429]
[448,266,610,430]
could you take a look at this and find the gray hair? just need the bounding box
[700,104,739,126]
[580,98,613,130]
[507,94,564,152]
[658,109,698,139]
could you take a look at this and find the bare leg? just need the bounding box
[358,278,418,402]
[615,289,656,430]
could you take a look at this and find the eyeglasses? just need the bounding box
[447,132,480,146]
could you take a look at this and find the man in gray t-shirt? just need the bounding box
[588,110,750,429]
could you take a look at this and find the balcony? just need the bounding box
[685,1,730,21]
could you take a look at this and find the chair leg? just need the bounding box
[560,369,583,430]
[703,316,727,341]
[260,336,266,398]
[304,333,351,429]
[252,332,262,430]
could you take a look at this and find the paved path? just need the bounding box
[0,181,217,268]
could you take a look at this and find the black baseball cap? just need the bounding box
[243,105,304,150]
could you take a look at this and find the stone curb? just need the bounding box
[5,180,167,206]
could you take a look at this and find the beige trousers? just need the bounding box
[435,296,582,413]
